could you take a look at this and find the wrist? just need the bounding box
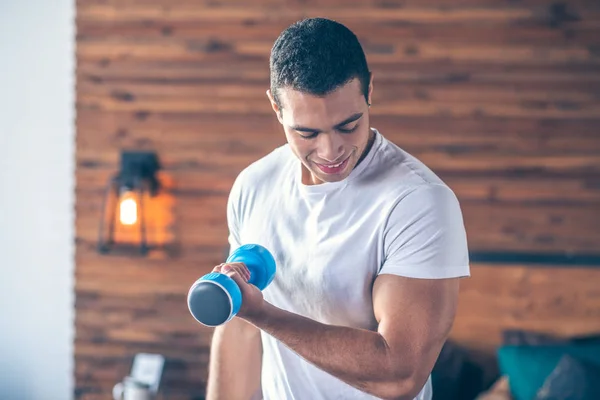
[244,300,274,326]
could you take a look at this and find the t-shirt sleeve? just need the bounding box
[379,184,470,279]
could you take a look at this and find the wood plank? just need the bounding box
[76,5,540,24]
[76,80,600,110]
[444,177,600,205]
[74,339,211,362]
[451,264,600,354]
[74,250,221,287]
[76,19,600,47]
[76,38,599,69]
[74,316,206,345]
[76,221,230,249]
[462,202,600,253]
[76,58,600,88]
[75,0,600,8]
[71,102,598,119]
[75,356,209,384]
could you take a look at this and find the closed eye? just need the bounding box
[293,113,362,139]
[298,131,319,139]
[338,124,358,134]
[298,125,358,139]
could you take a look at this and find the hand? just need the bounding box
[212,262,265,320]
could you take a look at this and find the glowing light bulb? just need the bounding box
[119,195,138,225]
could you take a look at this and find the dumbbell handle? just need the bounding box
[187,244,276,327]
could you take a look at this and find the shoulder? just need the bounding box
[383,182,466,261]
[361,130,465,232]
[229,143,294,201]
[377,132,446,188]
[396,183,462,218]
[364,130,460,209]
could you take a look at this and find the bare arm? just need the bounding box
[238,274,459,400]
[206,317,262,400]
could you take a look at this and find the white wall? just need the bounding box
[0,1,76,399]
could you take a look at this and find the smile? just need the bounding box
[315,156,350,174]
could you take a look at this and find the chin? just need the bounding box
[313,169,351,184]
[318,176,342,183]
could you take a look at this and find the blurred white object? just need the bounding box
[113,353,165,400]
[112,376,152,400]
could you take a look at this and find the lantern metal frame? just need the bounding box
[97,151,161,256]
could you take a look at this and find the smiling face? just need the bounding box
[268,77,374,185]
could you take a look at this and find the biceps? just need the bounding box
[373,275,460,356]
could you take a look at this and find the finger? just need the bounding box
[232,262,251,281]
[224,264,250,282]
[212,263,226,273]
[240,263,251,281]
[239,264,251,281]
[225,268,248,289]
[213,262,250,281]
[225,263,250,281]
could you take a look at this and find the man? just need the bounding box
[206,18,470,400]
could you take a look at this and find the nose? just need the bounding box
[316,133,344,162]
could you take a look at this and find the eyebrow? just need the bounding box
[290,112,364,134]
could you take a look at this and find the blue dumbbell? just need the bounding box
[187,244,276,327]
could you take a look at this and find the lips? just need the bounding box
[315,156,350,174]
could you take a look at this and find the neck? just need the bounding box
[355,128,376,168]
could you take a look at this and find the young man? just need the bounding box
[206,18,470,400]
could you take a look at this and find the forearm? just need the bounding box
[206,318,262,400]
[246,302,417,400]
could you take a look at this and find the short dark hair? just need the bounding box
[269,18,371,109]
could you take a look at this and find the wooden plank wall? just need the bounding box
[74,1,600,399]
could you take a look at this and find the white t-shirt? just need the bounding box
[227,128,470,400]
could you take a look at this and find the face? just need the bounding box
[267,77,374,185]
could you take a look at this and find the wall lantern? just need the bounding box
[97,150,163,256]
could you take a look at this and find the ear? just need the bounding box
[367,72,374,107]
[266,89,284,124]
